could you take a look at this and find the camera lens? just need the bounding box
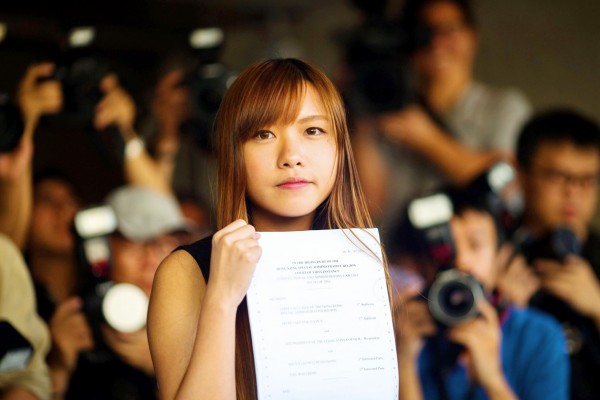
[428,269,484,326]
[102,283,149,333]
[438,281,475,315]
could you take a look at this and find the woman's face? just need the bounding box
[243,84,337,232]
[450,209,498,291]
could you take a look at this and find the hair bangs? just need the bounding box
[237,65,308,142]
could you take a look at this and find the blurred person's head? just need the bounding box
[516,109,600,239]
[449,194,502,292]
[401,0,477,83]
[389,187,503,290]
[29,169,81,257]
[106,186,191,296]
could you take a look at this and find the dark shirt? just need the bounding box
[524,230,600,400]
[177,235,212,282]
[66,351,157,400]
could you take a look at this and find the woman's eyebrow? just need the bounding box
[296,114,330,124]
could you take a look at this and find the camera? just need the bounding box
[343,0,431,115]
[50,27,112,127]
[180,27,237,153]
[181,62,236,153]
[73,205,149,337]
[460,161,523,236]
[401,192,488,326]
[54,53,110,126]
[406,192,455,267]
[426,269,484,327]
[0,95,24,153]
[519,226,581,265]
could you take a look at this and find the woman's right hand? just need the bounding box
[206,219,262,308]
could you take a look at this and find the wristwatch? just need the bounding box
[124,136,145,159]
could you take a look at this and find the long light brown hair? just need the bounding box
[214,58,377,400]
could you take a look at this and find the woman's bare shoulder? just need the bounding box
[151,249,206,304]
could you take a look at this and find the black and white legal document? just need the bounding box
[247,228,398,400]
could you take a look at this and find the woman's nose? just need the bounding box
[278,133,304,168]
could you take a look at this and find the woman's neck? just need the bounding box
[252,213,315,232]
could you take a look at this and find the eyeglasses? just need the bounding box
[112,234,181,258]
[532,166,599,189]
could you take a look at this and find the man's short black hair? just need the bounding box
[33,167,82,196]
[516,108,600,170]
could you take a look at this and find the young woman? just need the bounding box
[147,58,377,399]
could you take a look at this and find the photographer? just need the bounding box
[25,170,95,400]
[391,190,569,400]
[141,61,221,226]
[63,185,191,400]
[347,0,531,246]
[498,109,600,400]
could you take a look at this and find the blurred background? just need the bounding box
[1,0,599,210]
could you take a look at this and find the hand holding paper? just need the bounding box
[247,228,398,400]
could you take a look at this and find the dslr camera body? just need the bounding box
[405,192,484,327]
[180,27,236,153]
[343,0,432,115]
[73,204,149,361]
[518,225,582,265]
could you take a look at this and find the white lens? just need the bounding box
[102,283,148,333]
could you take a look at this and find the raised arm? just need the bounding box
[94,74,172,196]
[0,63,62,249]
[377,105,505,186]
[149,69,190,184]
[147,219,261,399]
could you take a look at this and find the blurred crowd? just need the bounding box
[1,0,599,399]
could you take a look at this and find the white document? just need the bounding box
[247,228,398,400]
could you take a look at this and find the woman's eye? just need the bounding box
[306,127,325,135]
[254,130,274,140]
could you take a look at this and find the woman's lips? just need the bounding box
[277,178,310,189]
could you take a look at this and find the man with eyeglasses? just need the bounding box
[500,109,600,400]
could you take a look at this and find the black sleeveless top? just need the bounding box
[176,235,213,282]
